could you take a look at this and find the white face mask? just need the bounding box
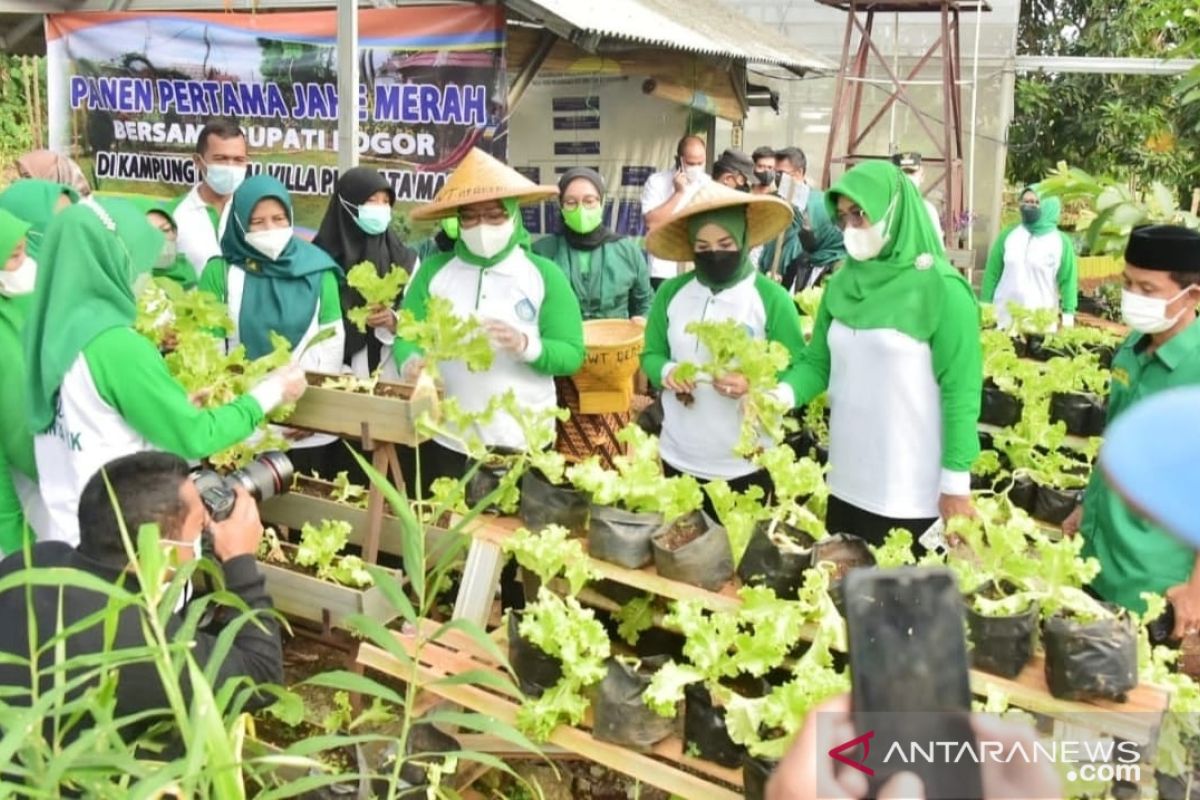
[1121,286,1195,334]
[684,164,707,182]
[0,256,37,296]
[245,227,293,262]
[201,161,247,196]
[156,238,178,269]
[842,197,897,261]
[460,217,515,260]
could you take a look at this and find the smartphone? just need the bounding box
[844,567,983,799]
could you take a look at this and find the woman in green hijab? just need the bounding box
[25,196,306,545]
[127,195,198,288]
[199,174,344,475]
[790,161,983,546]
[0,179,78,259]
[982,186,1078,328]
[641,184,805,518]
[0,208,44,552]
[531,168,652,321]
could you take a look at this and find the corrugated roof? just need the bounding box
[508,0,834,73]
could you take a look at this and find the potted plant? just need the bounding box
[567,424,704,569]
[734,445,828,598]
[256,521,399,628]
[651,510,734,591]
[591,655,676,750]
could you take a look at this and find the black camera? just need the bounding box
[193,451,294,521]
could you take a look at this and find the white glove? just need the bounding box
[1062,313,1075,328]
[250,364,307,413]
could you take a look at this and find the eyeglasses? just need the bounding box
[459,208,511,227]
[561,196,601,211]
[836,208,870,229]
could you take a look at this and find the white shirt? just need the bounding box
[992,227,1066,328]
[174,184,232,278]
[419,250,559,454]
[657,273,782,480]
[827,321,952,519]
[641,170,709,279]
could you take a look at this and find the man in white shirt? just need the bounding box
[640,135,710,287]
[174,119,250,277]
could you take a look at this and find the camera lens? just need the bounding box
[227,451,294,502]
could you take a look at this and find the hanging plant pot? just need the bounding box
[1032,484,1083,526]
[1043,607,1137,702]
[980,380,1024,428]
[743,753,780,800]
[737,520,816,599]
[588,504,664,569]
[683,680,766,768]
[966,582,1038,679]
[651,511,734,591]
[591,656,676,750]
[519,470,590,538]
[1050,392,1107,437]
[507,611,563,697]
[1007,475,1038,514]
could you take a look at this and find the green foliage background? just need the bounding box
[0,54,44,169]
[1008,0,1200,195]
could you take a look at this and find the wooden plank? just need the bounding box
[287,371,437,446]
[359,642,742,800]
[465,516,742,612]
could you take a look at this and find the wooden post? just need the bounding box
[1191,187,1199,216]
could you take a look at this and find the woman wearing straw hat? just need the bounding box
[395,148,585,490]
[532,167,652,322]
[790,161,982,545]
[641,183,806,512]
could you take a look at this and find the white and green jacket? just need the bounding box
[641,271,807,480]
[34,327,277,544]
[794,284,982,519]
[393,248,585,454]
[982,225,1078,327]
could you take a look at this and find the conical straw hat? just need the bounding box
[645,182,795,262]
[410,148,559,221]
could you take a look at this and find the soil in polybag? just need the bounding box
[1033,484,1082,525]
[743,753,779,800]
[508,611,563,697]
[980,381,1024,428]
[966,584,1037,678]
[1043,608,1137,701]
[737,520,816,599]
[588,504,663,569]
[1050,392,1107,437]
[519,469,590,537]
[591,656,675,749]
[651,511,734,590]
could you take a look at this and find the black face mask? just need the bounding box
[694,250,742,285]
[754,169,775,187]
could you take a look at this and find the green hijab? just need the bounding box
[0,209,34,480]
[686,206,755,291]
[1020,185,1062,236]
[822,161,971,341]
[452,197,534,268]
[125,194,197,288]
[0,179,79,259]
[25,197,165,432]
[220,174,340,358]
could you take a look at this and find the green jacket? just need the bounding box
[1082,320,1200,612]
[531,234,653,320]
[758,187,845,274]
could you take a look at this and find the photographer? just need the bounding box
[0,451,282,740]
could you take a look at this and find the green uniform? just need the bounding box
[531,234,653,320]
[0,209,33,551]
[1081,320,1200,612]
[758,187,845,274]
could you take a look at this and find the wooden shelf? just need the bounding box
[461,516,1169,745]
[358,619,743,800]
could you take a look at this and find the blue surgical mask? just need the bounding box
[201,160,247,196]
[349,201,392,236]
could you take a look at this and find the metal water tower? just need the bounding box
[819,0,989,245]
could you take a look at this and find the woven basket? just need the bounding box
[574,319,645,414]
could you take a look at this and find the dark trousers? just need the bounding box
[824,494,938,549]
[662,461,775,523]
[399,439,524,610]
